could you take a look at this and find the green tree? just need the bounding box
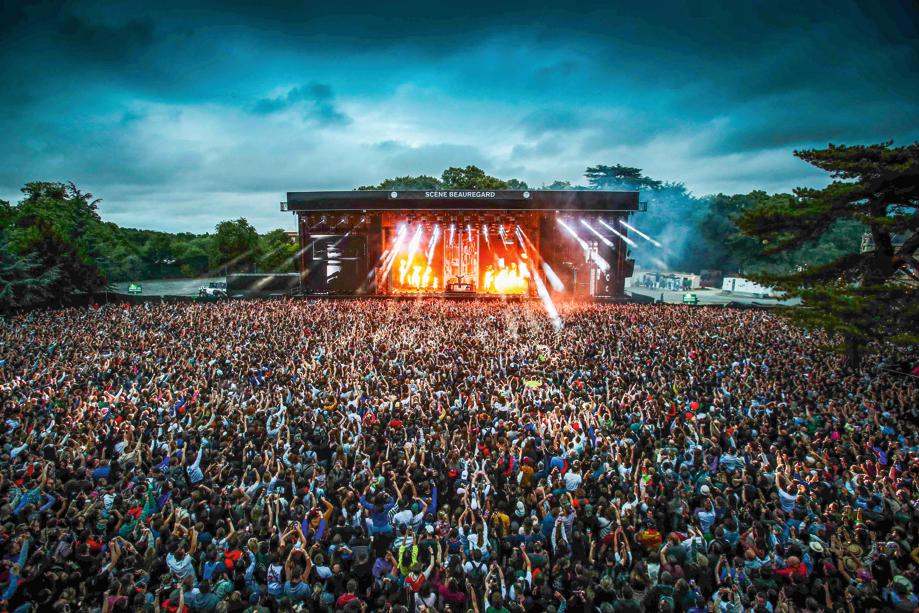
[0,238,60,310]
[440,165,510,190]
[695,192,769,272]
[144,233,175,278]
[5,182,109,296]
[0,200,12,227]
[173,236,212,278]
[85,221,146,282]
[258,229,298,272]
[539,180,576,190]
[211,218,261,273]
[357,175,443,191]
[736,142,919,366]
[584,164,663,191]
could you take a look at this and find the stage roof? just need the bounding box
[283,190,640,213]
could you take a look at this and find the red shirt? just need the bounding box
[336,593,358,608]
[775,563,807,578]
[405,573,425,592]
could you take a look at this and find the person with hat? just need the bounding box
[883,575,918,610]
[243,591,270,613]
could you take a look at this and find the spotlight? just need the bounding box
[579,219,613,247]
[557,218,609,271]
[542,262,564,292]
[599,219,637,248]
[620,220,662,247]
[515,225,563,330]
[557,219,587,247]
[425,224,441,262]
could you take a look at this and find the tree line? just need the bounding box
[0,182,298,309]
[2,147,916,365]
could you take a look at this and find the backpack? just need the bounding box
[657,584,675,609]
[467,560,487,582]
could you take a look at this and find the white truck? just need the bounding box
[198,281,227,299]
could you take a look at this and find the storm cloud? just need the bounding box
[252,83,351,126]
[1,0,917,232]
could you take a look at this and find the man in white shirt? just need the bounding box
[564,461,583,492]
[167,531,199,583]
[392,498,428,531]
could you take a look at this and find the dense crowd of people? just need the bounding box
[0,299,916,613]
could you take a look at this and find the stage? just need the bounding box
[282,189,640,299]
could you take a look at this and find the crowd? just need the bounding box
[0,299,916,613]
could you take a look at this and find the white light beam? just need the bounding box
[599,219,638,248]
[620,220,662,247]
[579,219,613,246]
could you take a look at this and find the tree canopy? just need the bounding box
[357,165,528,191]
[357,175,442,191]
[0,184,299,310]
[585,164,663,191]
[736,142,919,364]
[258,229,298,273]
[2,182,108,301]
[211,218,262,273]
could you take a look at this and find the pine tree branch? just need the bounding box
[753,252,870,288]
[896,231,919,257]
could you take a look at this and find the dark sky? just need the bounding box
[2,0,917,232]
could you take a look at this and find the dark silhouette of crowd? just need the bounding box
[0,299,916,613]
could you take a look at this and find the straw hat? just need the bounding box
[892,575,912,592]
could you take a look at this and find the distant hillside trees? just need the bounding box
[0,182,298,309]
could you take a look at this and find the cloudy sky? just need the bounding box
[2,1,917,233]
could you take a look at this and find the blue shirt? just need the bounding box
[541,513,557,540]
[283,580,311,601]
